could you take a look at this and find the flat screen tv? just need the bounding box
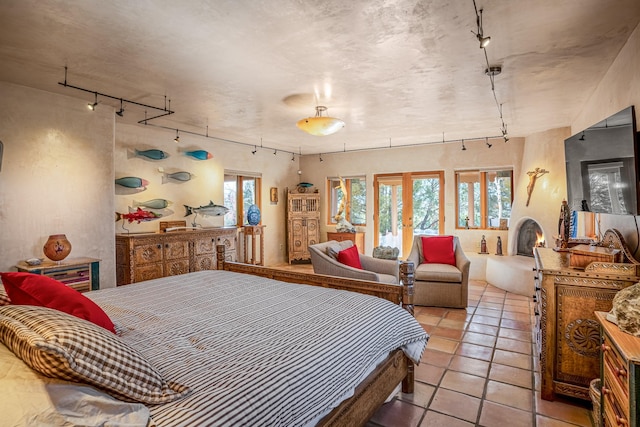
[565,106,639,215]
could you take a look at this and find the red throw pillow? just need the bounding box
[421,236,456,266]
[0,272,115,333]
[337,245,363,269]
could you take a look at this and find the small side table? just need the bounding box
[242,225,265,265]
[15,257,101,292]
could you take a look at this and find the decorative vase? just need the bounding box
[43,234,72,262]
[247,204,261,225]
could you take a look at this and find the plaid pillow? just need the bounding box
[0,287,10,306]
[0,305,190,404]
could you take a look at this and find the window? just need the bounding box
[327,176,366,226]
[456,169,512,229]
[223,172,261,226]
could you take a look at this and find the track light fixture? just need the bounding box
[116,99,125,117]
[486,137,492,148]
[291,153,295,161]
[252,145,257,155]
[319,154,324,162]
[579,131,585,141]
[461,140,467,151]
[173,129,180,143]
[472,1,490,48]
[273,149,277,155]
[88,92,98,111]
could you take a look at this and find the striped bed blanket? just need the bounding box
[87,270,428,426]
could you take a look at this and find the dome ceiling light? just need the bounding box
[296,106,344,136]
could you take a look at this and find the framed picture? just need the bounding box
[270,187,278,204]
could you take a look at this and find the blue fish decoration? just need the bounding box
[135,149,168,160]
[184,150,213,161]
[133,198,172,209]
[115,177,149,189]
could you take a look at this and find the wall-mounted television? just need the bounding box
[565,106,638,215]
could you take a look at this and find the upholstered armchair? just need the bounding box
[406,235,470,308]
[308,240,399,284]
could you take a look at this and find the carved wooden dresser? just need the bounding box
[116,228,237,286]
[534,230,640,401]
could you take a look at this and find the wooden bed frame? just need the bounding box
[216,245,417,427]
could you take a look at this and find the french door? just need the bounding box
[374,171,444,258]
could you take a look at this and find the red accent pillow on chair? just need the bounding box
[0,272,116,333]
[337,245,363,269]
[421,236,456,266]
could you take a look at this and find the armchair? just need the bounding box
[309,240,399,284]
[406,235,470,308]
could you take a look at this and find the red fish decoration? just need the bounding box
[115,207,162,223]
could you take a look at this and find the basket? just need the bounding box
[589,378,602,427]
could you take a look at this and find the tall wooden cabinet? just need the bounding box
[287,191,320,263]
[534,246,639,401]
[116,228,237,286]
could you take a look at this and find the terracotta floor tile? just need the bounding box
[431,326,465,340]
[471,314,501,327]
[444,309,469,320]
[398,381,436,408]
[534,414,590,426]
[503,304,532,314]
[502,311,532,322]
[534,392,593,426]
[416,313,443,326]
[420,349,453,367]
[440,370,486,398]
[485,380,533,411]
[467,322,499,336]
[448,355,490,377]
[370,399,425,427]
[477,301,504,311]
[481,296,505,304]
[474,307,502,318]
[489,363,533,389]
[438,318,467,330]
[429,388,481,423]
[420,323,434,334]
[493,349,532,370]
[498,328,534,342]
[456,342,494,361]
[415,363,446,386]
[420,307,449,317]
[419,411,474,427]
[427,336,460,354]
[496,336,532,355]
[479,400,534,427]
[463,331,497,347]
[506,294,531,302]
[501,318,532,331]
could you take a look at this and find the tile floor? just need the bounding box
[272,264,595,426]
[367,280,595,427]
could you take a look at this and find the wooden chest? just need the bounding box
[569,245,622,269]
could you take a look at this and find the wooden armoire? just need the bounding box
[287,190,320,263]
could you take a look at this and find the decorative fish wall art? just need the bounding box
[183,150,213,160]
[158,167,194,183]
[115,207,162,223]
[133,199,172,209]
[115,176,149,189]
[131,148,169,160]
[184,201,229,217]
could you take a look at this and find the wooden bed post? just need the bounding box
[216,244,226,270]
[400,261,415,394]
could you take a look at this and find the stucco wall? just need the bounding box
[0,82,116,288]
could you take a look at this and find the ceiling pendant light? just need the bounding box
[296,106,344,136]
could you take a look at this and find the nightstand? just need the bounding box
[15,257,100,292]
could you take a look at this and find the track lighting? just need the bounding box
[579,131,585,141]
[461,140,467,151]
[319,154,324,162]
[486,137,492,148]
[252,146,257,155]
[173,129,180,143]
[291,153,295,161]
[472,3,491,48]
[88,92,98,111]
[273,149,277,155]
[116,99,125,117]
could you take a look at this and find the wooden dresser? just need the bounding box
[327,231,365,254]
[534,234,640,401]
[596,311,640,427]
[116,228,237,286]
[287,191,320,263]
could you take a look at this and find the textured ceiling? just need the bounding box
[0,0,639,155]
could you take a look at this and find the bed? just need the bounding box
[0,245,427,426]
